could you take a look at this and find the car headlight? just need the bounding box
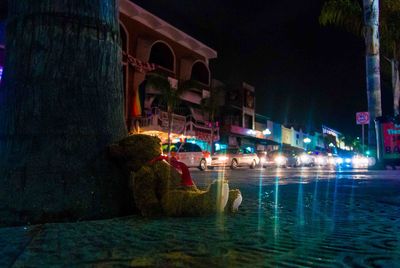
[300,154,310,163]
[352,156,369,166]
[275,156,286,165]
[368,157,376,166]
[316,156,325,164]
[336,157,343,164]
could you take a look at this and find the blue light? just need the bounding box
[215,143,221,151]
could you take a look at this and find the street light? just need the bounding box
[303,137,311,151]
[263,128,271,135]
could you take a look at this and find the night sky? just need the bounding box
[133,0,395,137]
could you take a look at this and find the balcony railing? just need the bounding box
[136,107,219,142]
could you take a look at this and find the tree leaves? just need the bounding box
[319,0,400,60]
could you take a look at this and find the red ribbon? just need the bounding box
[148,155,194,186]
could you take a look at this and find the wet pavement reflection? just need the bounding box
[1,168,400,267]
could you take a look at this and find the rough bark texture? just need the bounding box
[0,0,128,226]
[363,0,382,147]
[392,59,400,116]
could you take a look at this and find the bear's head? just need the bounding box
[109,134,162,173]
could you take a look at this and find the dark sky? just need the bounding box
[133,0,400,137]
[3,1,393,137]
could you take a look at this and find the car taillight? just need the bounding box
[171,152,179,160]
[203,151,210,158]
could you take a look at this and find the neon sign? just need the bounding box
[382,122,400,159]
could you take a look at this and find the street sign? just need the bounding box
[356,112,370,125]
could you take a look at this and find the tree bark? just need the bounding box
[391,59,400,116]
[167,107,172,153]
[363,0,382,147]
[0,0,128,226]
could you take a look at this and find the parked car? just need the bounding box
[162,142,211,171]
[262,150,300,168]
[286,152,301,167]
[257,151,268,167]
[211,148,259,169]
[314,152,329,167]
[297,152,315,167]
[260,150,286,168]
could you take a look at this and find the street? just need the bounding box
[2,167,400,267]
[191,166,400,187]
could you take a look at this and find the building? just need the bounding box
[119,0,218,150]
[218,82,277,152]
[254,114,280,152]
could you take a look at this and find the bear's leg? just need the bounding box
[133,166,163,217]
[226,189,243,213]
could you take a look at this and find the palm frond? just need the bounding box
[176,79,200,96]
[319,0,363,36]
[380,3,400,59]
[200,85,225,121]
[382,0,400,14]
[146,73,171,93]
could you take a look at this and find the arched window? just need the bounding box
[190,61,209,85]
[149,42,174,71]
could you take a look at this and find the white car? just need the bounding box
[162,142,211,171]
[211,148,260,169]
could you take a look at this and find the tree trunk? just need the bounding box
[0,0,128,226]
[167,107,172,153]
[363,0,382,147]
[210,122,214,155]
[391,59,400,116]
[210,113,215,154]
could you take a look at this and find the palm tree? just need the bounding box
[320,0,382,147]
[146,74,196,152]
[201,85,225,154]
[0,0,128,225]
[380,1,400,115]
[320,0,400,141]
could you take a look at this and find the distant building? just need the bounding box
[218,83,279,152]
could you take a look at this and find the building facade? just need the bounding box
[119,0,218,149]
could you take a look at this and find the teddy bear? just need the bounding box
[109,134,242,217]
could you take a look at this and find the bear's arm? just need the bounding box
[133,166,163,217]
